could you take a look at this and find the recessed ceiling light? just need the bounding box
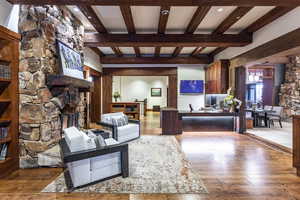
[161,10,170,15]
[217,8,224,12]
[73,7,80,12]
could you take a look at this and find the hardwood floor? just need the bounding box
[1,112,300,199]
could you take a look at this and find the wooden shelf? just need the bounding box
[0,157,12,164]
[111,102,140,120]
[0,78,11,82]
[0,137,11,144]
[0,119,11,125]
[0,25,20,178]
[0,99,11,103]
[46,74,93,92]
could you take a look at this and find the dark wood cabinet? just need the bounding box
[0,25,20,177]
[205,60,230,94]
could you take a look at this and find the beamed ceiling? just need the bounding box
[8,0,298,64]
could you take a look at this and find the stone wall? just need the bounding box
[18,5,86,168]
[279,55,300,118]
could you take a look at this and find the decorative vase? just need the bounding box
[114,97,118,102]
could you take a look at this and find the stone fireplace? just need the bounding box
[279,55,300,118]
[18,5,87,168]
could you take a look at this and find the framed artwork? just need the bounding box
[151,88,162,97]
[56,40,84,80]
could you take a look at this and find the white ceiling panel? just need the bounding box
[93,6,127,33]
[166,7,198,34]
[99,47,114,54]
[67,6,95,31]
[119,47,135,54]
[225,6,275,34]
[160,47,176,54]
[196,6,237,34]
[181,47,197,54]
[131,6,160,33]
[140,47,155,54]
[201,47,218,54]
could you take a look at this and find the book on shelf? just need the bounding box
[0,127,9,139]
[0,143,8,160]
[0,64,11,80]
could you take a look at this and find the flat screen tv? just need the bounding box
[180,80,204,94]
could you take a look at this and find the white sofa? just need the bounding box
[61,127,129,190]
[99,112,140,143]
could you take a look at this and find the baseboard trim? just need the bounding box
[245,133,292,154]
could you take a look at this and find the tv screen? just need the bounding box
[180,80,204,94]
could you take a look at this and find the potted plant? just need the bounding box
[113,91,121,102]
[224,88,242,113]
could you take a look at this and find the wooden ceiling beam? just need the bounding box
[90,47,105,57]
[186,6,211,34]
[8,0,300,6]
[78,5,107,33]
[191,47,206,56]
[120,5,141,57]
[100,55,213,64]
[243,7,296,33]
[111,47,123,57]
[212,7,253,35]
[172,47,183,57]
[211,6,295,57]
[156,5,171,57]
[172,6,211,56]
[155,47,161,57]
[84,33,252,47]
[210,7,253,57]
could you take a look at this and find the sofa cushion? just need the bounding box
[87,130,106,148]
[111,116,127,127]
[117,123,139,142]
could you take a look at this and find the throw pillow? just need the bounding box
[112,117,126,127]
[123,114,129,125]
[95,134,107,148]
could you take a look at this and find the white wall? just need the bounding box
[216,7,300,60]
[84,47,102,72]
[112,76,168,109]
[0,1,19,32]
[177,65,206,110]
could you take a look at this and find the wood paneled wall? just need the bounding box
[168,75,177,108]
[235,66,246,134]
[293,115,300,176]
[90,76,102,122]
[102,74,112,114]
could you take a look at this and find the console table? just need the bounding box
[161,108,237,135]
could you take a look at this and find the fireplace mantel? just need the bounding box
[46,75,93,92]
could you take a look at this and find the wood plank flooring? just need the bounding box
[0,112,300,200]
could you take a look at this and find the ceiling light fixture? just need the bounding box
[217,8,224,12]
[161,10,170,15]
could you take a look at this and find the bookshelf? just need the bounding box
[110,102,140,120]
[0,25,20,178]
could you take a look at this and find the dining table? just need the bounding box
[245,109,276,128]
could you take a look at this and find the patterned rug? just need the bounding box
[42,135,208,194]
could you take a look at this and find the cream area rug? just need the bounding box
[42,135,208,194]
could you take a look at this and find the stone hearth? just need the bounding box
[280,55,300,118]
[18,5,86,168]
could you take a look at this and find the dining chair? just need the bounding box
[257,105,272,127]
[268,106,283,128]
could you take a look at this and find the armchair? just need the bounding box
[60,127,129,191]
[98,112,140,143]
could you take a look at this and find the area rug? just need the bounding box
[42,135,208,194]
